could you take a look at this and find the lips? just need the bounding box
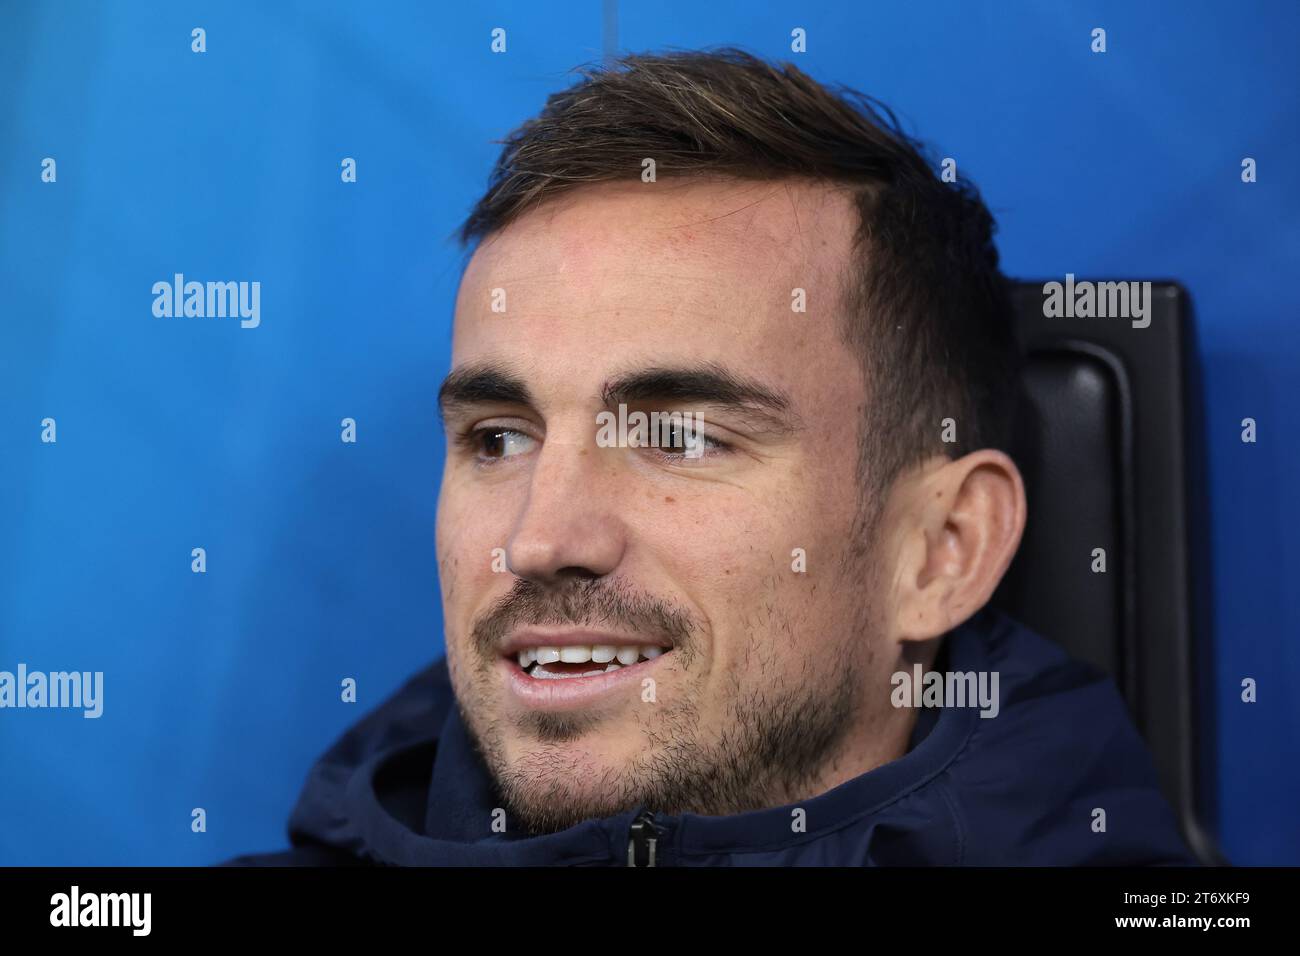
[498,630,674,710]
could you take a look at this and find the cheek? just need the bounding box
[436,484,505,631]
[687,520,853,678]
[667,533,792,672]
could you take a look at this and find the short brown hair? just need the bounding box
[458,48,1019,503]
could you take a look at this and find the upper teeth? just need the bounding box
[517,645,666,669]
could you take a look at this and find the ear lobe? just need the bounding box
[895,451,1026,641]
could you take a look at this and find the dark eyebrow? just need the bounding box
[600,363,800,435]
[438,362,534,417]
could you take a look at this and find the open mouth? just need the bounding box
[514,644,669,680]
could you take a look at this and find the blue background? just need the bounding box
[1,0,1296,865]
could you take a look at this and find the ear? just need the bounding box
[891,450,1027,641]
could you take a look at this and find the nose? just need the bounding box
[505,434,627,584]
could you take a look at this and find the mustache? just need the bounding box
[470,578,698,657]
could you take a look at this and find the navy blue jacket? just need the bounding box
[228,609,1195,866]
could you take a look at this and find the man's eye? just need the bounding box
[470,428,535,461]
[657,422,725,458]
[663,422,691,450]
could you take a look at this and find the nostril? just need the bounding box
[555,567,602,581]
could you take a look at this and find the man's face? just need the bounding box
[437,178,913,832]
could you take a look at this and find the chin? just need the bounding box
[503,723,643,770]
[496,741,644,831]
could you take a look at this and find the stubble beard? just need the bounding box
[453,578,868,835]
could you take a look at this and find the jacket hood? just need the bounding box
[269,608,1195,866]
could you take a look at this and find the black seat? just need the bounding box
[992,280,1223,864]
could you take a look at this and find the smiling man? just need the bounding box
[231,49,1194,866]
[439,177,908,834]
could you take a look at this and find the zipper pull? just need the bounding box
[626,810,659,867]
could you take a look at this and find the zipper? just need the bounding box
[626,810,660,867]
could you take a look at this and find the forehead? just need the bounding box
[452,178,863,402]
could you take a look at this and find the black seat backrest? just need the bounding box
[993,280,1222,864]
